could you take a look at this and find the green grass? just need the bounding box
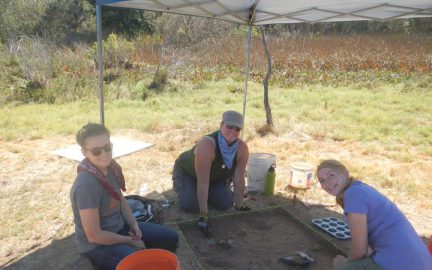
[1,79,431,157]
[1,78,431,269]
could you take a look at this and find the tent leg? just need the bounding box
[96,4,105,126]
[242,25,252,139]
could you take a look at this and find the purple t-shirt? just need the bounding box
[344,181,432,270]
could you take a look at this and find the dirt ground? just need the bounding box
[1,128,431,269]
[178,207,341,270]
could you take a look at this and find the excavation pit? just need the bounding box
[178,207,344,269]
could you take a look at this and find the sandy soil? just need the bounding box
[1,128,431,269]
[178,207,341,270]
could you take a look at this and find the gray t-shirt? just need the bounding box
[70,170,124,253]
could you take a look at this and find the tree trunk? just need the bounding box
[260,26,273,126]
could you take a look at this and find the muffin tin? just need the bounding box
[312,217,351,240]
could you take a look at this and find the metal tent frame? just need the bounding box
[95,0,432,125]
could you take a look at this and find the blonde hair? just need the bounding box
[317,159,355,208]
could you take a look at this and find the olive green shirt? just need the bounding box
[175,131,237,182]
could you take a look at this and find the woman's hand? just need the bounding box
[128,222,142,240]
[333,255,347,268]
[127,224,146,250]
[127,237,146,250]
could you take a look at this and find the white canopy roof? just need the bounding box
[96,0,432,25]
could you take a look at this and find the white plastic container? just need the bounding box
[289,161,314,189]
[246,153,276,192]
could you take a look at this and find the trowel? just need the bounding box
[279,251,316,267]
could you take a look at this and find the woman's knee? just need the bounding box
[139,223,179,252]
[161,228,180,252]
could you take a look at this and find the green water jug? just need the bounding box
[264,165,276,195]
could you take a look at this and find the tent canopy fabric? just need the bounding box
[96,0,432,25]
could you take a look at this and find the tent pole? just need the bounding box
[242,25,252,139]
[96,4,105,126]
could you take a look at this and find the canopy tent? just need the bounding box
[97,1,432,24]
[95,0,432,125]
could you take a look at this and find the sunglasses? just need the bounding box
[226,125,242,132]
[86,142,113,156]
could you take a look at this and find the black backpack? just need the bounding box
[125,194,163,224]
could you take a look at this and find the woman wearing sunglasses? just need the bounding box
[70,123,178,270]
[316,160,431,270]
[172,110,250,235]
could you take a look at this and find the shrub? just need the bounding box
[0,0,46,43]
[17,37,54,91]
[148,67,168,92]
[91,33,135,70]
[36,0,95,44]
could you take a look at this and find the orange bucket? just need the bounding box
[116,249,180,270]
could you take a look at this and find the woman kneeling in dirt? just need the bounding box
[172,110,251,234]
[70,123,179,270]
[316,160,432,270]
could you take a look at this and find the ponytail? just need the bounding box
[336,177,356,208]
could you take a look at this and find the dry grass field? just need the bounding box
[1,32,431,269]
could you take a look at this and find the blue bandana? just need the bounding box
[217,131,238,169]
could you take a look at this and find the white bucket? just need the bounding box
[247,153,276,192]
[289,161,314,189]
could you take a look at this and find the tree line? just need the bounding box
[1,0,431,45]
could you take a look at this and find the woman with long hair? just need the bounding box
[316,159,431,270]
